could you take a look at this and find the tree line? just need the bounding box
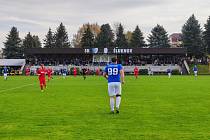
[3,14,210,58]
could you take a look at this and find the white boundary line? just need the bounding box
[0,83,35,94]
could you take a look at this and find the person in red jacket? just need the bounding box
[37,64,47,92]
[73,67,77,77]
[134,66,139,79]
[47,67,53,82]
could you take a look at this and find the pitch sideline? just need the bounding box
[0,83,35,94]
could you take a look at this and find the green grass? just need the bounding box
[0,75,210,140]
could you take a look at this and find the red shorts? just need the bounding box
[39,78,46,85]
[134,73,138,76]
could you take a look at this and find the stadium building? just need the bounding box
[24,47,189,74]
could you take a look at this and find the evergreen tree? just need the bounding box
[130,25,145,48]
[54,23,70,48]
[182,14,204,57]
[95,24,114,48]
[22,32,41,49]
[32,35,41,48]
[43,28,55,48]
[203,16,210,54]
[3,27,22,58]
[22,32,34,49]
[80,25,95,48]
[147,24,170,48]
[115,24,128,48]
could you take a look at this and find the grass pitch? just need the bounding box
[0,75,210,140]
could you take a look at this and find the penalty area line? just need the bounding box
[0,83,35,94]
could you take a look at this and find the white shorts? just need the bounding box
[194,71,198,74]
[4,73,7,77]
[108,82,121,97]
[63,73,66,76]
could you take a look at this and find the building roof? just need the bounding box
[24,47,187,55]
[169,33,182,41]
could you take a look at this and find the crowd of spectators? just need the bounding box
[26,56,93,66]
[26,55,209,70]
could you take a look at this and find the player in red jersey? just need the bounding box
[37,64,47,92]
[134,66,139,79]
[47,67,53,82]
[73,67,77,77]
[25,67,30,76]
[95,67,100,76]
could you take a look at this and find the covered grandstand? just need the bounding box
[24,47,189,74]
[24,48,187,65]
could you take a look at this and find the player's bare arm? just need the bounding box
[120,69,125,84]
[103,72,108,80]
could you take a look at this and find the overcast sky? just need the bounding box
[0,0,210,48]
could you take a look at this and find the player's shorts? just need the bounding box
[194,71,198,74]
[108,82,121,97]
[63,73,66,76]
[4,73,7,77]
[39,78,46,86]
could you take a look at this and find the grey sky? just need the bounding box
[0,0,210,48]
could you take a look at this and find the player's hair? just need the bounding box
[111,57,117,63]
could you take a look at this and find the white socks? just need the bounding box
[110,97,115,111]
[116,96,121,109]
[110,96,121,111]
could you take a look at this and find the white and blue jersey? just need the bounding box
[193,66,198,76]
[3,67,8,80]
[3,67,8,74]
[167,68,172,73]
[104,64,122,83]
[193,66,198,72]
[62,69,67,77]
[63,69,67,74]
[105,63,123,96]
